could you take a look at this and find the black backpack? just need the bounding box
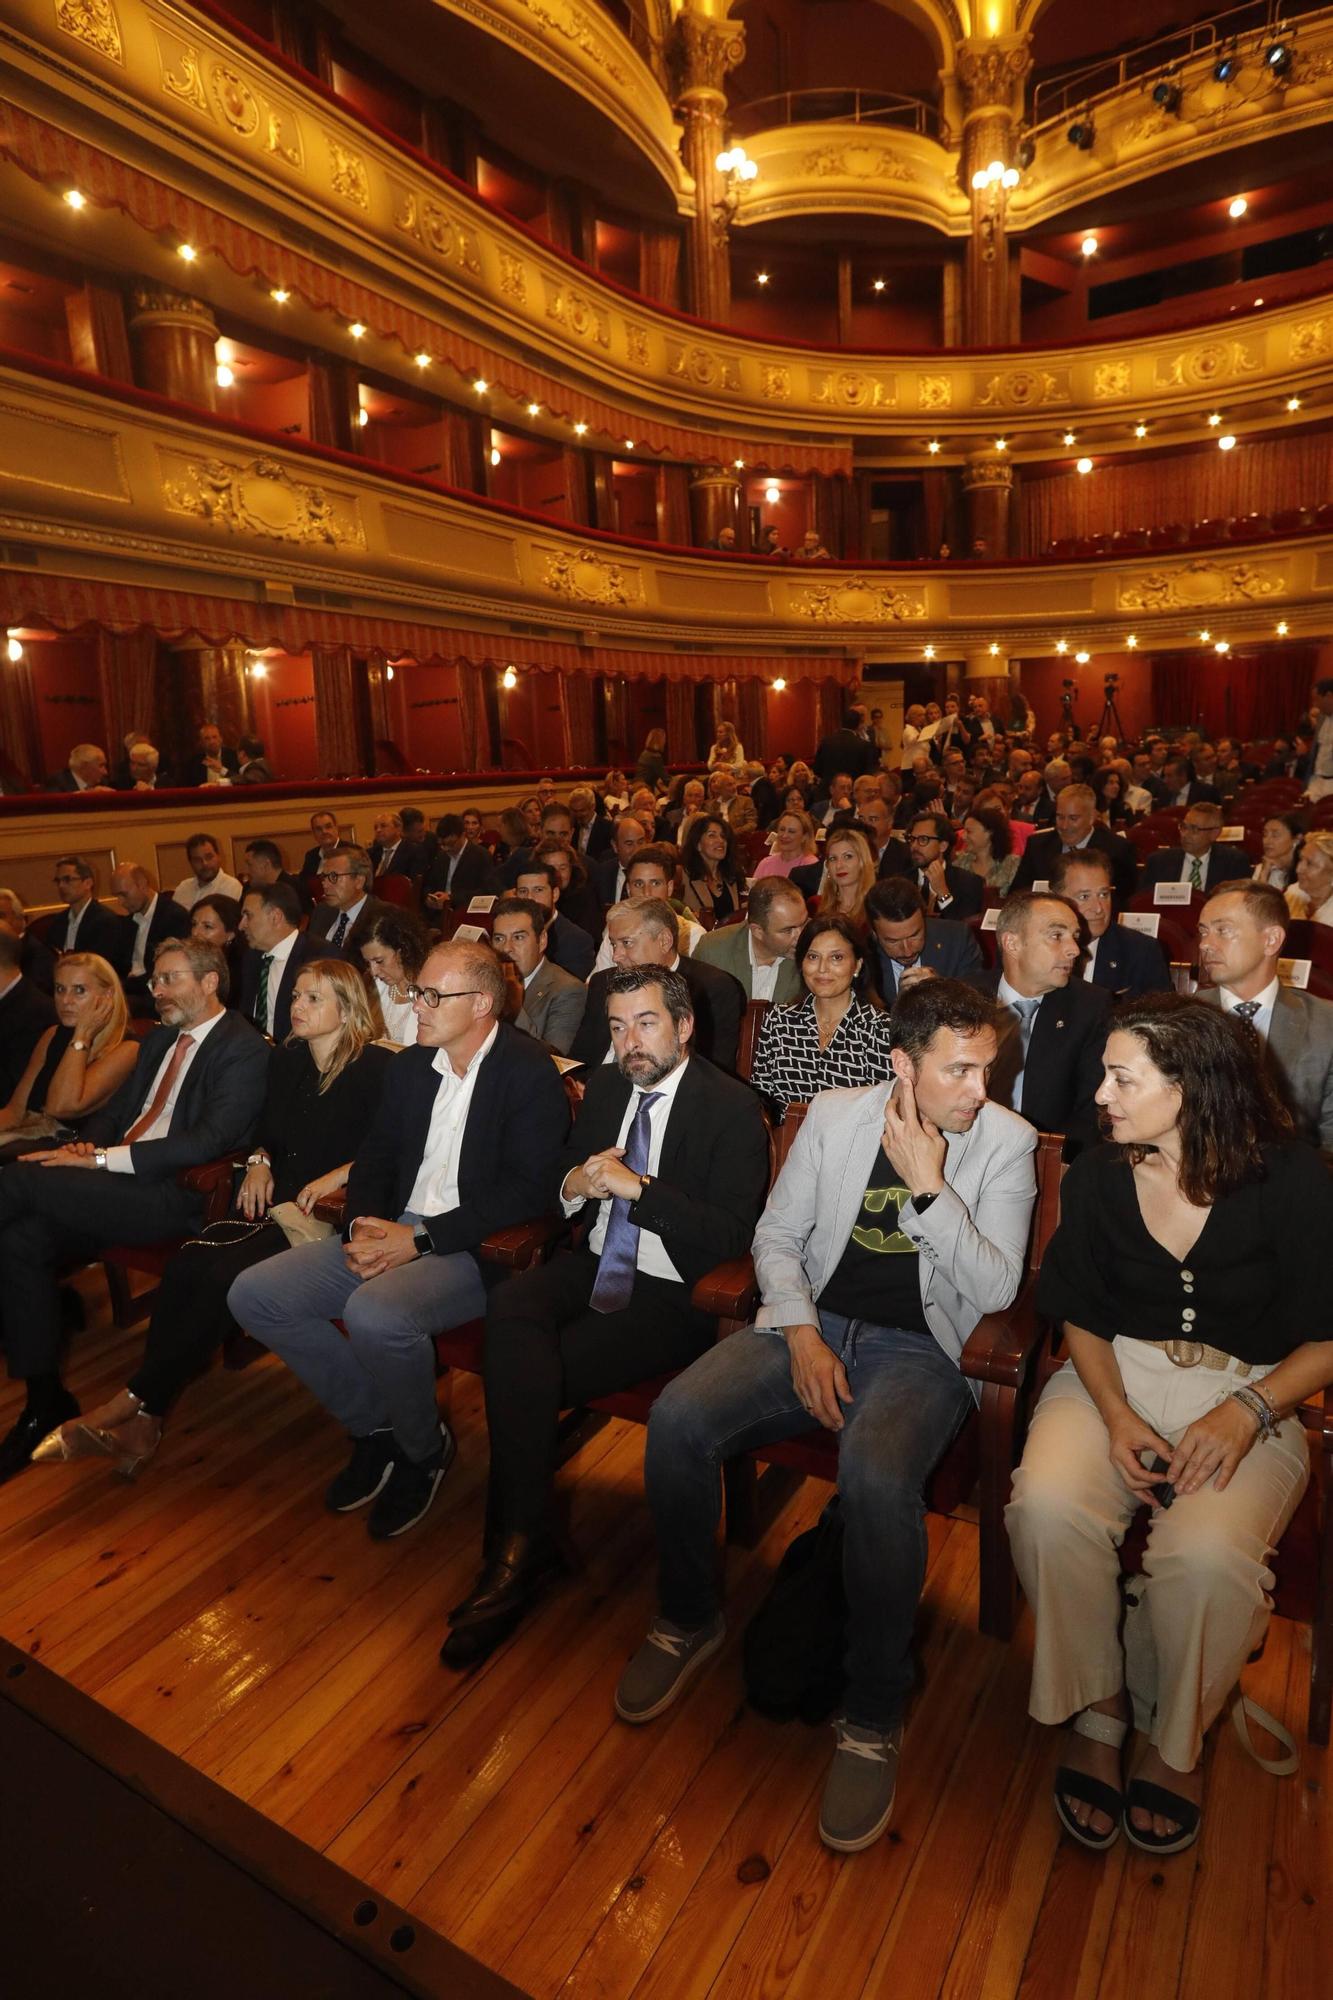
[742,1500,847,1725]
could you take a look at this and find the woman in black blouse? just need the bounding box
[1007,994,1332,1858]
[35,958,392,1478]
[190,892,245,1008]
[749,914,893,1117]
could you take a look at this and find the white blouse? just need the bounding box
[376,979,420,1046]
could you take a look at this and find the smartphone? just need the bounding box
[1143,1452,1175,1509]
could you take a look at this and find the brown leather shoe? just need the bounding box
[448,1532,566,1629]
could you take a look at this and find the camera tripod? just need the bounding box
[1095,688,1127,740]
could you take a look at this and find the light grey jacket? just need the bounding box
[753,1080,1038,1385]
[1198,982,1333,1154]
[515,955,588,1057]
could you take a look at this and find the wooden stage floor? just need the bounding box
[0,1271,1327,2000]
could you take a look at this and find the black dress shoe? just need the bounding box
[448,1531,566,1629]
[0,1393,80,1485]
[439,1606,525,1672]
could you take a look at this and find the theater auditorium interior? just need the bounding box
[1,0,1332,1992]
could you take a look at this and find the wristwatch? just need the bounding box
[71,1039,88,1053]
[94,1149,108,1170]
[246,1152,271,1169]
[633,1175,651,1204]
[912,1190,940,1213]
[412,1224,434,1258]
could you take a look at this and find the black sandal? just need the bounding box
[1123,1776,1201,1855]
[1053,1709,1127,1852]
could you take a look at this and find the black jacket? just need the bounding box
[0,976,56,1101]
[982,971,1111,1157]
[559,1056,769,1291]
[1140,844,1251,894]
[238,930,328,1042]
[571,956,746,1074]
[307,894,398,959]
[122,894,192,991]
[345,1024,569,1258]
[1012,825,1138,903]
[812,728,876,786]
[370,838,427,881]
[40,898,132,978]
[546,912,596,981]
[420,842,501,907]
[178,747,241,787]
[82,1009,270,1179]
[1084,922,1172,999]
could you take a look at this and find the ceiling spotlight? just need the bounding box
[1207,411,1222,426]
[624,440,635,451]
[923,645,936,660]
[872,278,886,293]
[348,321,366,339]
[1214,51,1240,83]
[1277,620,1289,636]
[1287,396,1301,412]
[756,271,770,286]
[1075,650,1091,665]
[63,189,86,210]
[1199,628,1211,642]
[764,483,780,504]
[527,402,540,417]
[1218,433,1237,450]
[270,287,290,305]
[1152,78,1182,114]
[1055,640,1069,655]
[177,242,198,263]
[733,459,745,470]
[1067,119,1095,151]
[473,377,488,394]
[994,437,1008,452]
[489,447,501,466]
[356,408,368,427]
[988,642,1001,657]
[1228,196,1248,219]
[215,363,234,388]
[927,440,941,454]
[414,352,431,369]
[6,636,23,663]
[1265,41,1292,77]
[248,660,267,679]
[1214,639,1230,654]
[502,665,517,690]
[1076,456,1093,474]
[1126,635,1138,649]
[1063,431,1077,446]
[1080,234,1099,257]
[772,677,787,692]
[1134,423,1149,438]
[573,421,588,436]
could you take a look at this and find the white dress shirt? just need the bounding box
[325,894,367,945]
[748,933,782,1002]
[1218,975,1281,1041]
[129,894,159,979]
[406,1024,498,1215]
[376,979,419,1046]
[560,1051,689,1281]
[257,927,298,1036]
[173,870,244,911]
[107,1006,228,1173]
[1081,935,1102,983]
[593,913,704,973]
[63,898,92,951]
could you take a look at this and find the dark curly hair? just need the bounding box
[1108,991,1291,1204]
[679,811,743,886]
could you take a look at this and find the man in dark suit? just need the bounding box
[235,735,274,784]
[444,962,770,1666]
[242,838,312,918]
[1139,805,1249,895]
[1197,880,1333,1154]
[368,811,425,884]
[569,785,613,861]
[230,941,569,1541]
[0,891,55,995]
[399,808,438,875]
[0,939,268,1480]
[45,743,111,793]
[813,713,877,787]
[572,900,745,1074]
[0,930,55,1102]
[591,812,651,909]
[865,879,986,1000]
[530,838,604,942]
[178,722,240,788]
[1148,755,1220,810]
[110,861,191,1008]
[238,882,326,1041]
[1011,784,1137,904]
[307,845,395,957]
[512,859,596,980]
[904,812,983,921]
[983,890,1111,1155]
[41,856,131,976]
[421,816,501,913]
[301,809,342,883]
[1049,850,1171,999]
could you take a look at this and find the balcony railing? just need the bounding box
[729,89,942,142]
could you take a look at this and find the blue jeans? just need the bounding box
[227,1213,486,1464]
[644,1312,972,1730]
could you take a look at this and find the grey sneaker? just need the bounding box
[818,1721,902,1853]
[614,1614,725,1724]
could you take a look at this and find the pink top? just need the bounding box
[752,851,819,880]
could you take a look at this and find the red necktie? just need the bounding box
[124,1032,194,1143]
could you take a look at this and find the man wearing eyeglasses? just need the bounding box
[442,963,769,1668]
[0,939,268,1483]
[229,940,569,1543]
[307,843,395,958]
[905,814,983,922]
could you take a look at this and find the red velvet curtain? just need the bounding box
[736,679,767,763]
[95,628,159,762]
[1021,432,1333,552]
[665,680,696,764]
[1150,646,1317,739]
[456,660,488,769]
[657,465,692,548]
[814,476,856,560]
[0,648,42,789]
[562,673,596,765]
[310,644,365,777]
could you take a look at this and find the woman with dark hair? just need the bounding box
[1007,993,1331,1858]
[679,812,745,922]
[1093,767,1133,826]
[749,914,893,1116]
[189,893,245,1004]
[1252,812,1304,890]
[359,909,430,1044]
[35,959,392,1479]
[635,727,668,792]
[958,805,1018,895]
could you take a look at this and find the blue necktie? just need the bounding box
[590,1090,663,1314]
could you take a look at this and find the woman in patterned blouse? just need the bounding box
[815,828,877,935]
[749,914,894,1118]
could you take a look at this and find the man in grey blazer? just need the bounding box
[491,897,587,1057]
[616,979,1037,1855]
[692,878,806,1003]
[1197,880,1333,1154]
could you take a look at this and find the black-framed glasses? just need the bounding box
[404,985,485,1009]
[318,869,357,882]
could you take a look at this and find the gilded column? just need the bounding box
[961,453,1014,559]
[688,463,741,547]
[672,8,746,325]
[128,285,219,410]
[955,38,1032,348]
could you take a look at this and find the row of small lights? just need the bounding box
[918,618,1291,663]
[924,392,1302,464]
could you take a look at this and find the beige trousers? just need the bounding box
[1006,1339,1309,1772]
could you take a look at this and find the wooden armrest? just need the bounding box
[959,1278,1050,1390]
[692,1255,758,1321]
[313,1187,348,1226]
[480,1215,566,1269]
[181,1152,247,1225]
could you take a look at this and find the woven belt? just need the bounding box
[1144,1337,1252,1377]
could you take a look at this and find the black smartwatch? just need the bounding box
[412,1224,434,1258]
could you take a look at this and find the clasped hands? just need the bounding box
[345,1215,420,1278]
[564,1146,644,1205]
[1106,1397,1262,1503]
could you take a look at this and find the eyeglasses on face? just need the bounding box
[318,868,358,882]
[404,985,485,1009]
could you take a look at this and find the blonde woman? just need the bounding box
[0,952,136,1162]
[707,719,746,773]
[1286,829,1333,926]
[816,827,877,933]
[753,808,819,881]
[35,959,392,1477]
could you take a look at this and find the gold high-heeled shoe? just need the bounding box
[32,1411,162,1479]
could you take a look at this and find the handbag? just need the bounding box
[267,1200,335,1248]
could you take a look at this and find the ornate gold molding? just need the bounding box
[161,451,364,548]
[789,578,926,623]
[1117,560,1286,612]
[542,546,640,605]
[55,0,122,64]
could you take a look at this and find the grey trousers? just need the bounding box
[227,1213,486,1464]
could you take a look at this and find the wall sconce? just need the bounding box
[772,677,786,692]
[6,634,24,663]
[764,483,780,505]
[502,666,517,690]
[714,145,758,241]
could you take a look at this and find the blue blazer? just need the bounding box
[1085,922,1172,998]
[81,1009,269,1179]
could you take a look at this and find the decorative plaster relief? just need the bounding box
[976,367,1067,408]
[1093,361,1132,399]
[522,0,629,84]
[499,255,528,304]
[1153,340,1260,390]
[163,453,364,548]
[327,138,370,210]
[762,365,792,400]
[800,147,917,182]
[918,376,952,410]
[391,186,482,273]
[56,0,123,63]
[1290,316,1333,362]
[1117,560,1285,611]
[791,578,925,623]
[667,343,741,392]
[809,370,897,410]
[544,281,611,347]
[542,547,639,605]
[625,323,651,366]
